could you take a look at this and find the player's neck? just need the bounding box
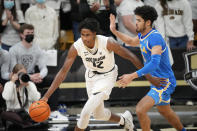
[141,27,152,36]
[85,37,97,49]
[86,42,94,49]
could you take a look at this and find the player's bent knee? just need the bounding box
[136,105,145,116]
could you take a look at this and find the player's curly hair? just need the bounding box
[78,18,101,34]
[134,5,158,26]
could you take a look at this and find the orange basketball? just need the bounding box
[29,100,51,122]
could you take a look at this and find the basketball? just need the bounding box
[29,100,51,122]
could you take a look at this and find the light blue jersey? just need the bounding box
[138,29,176,105]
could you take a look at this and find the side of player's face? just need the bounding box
[81,29,96,48]
[136,15,146,33]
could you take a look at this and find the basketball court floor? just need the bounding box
[1,105,197,131]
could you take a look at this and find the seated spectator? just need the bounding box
[1,64,40,128]
[9,24,48,85]
[9,24,60,113]
[0,0,25,51]
[25,0,59,50]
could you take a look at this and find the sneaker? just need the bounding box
[122,110,134,131]
[49,111,69,123]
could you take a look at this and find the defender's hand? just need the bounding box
[117,73,138,88]
[150,77,168,88]
[110,14,116,33]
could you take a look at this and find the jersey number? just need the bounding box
[93,61,104,69]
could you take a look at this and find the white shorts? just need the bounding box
[85,65,118,100]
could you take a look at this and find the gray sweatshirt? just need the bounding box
[0,49,10,80]
[9,42,48,78]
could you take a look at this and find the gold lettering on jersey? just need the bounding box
[163,9,183,16]
[142,47,147,54]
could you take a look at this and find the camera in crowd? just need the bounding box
[15,72,30,87]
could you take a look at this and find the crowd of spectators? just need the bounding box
[0,0,196,129]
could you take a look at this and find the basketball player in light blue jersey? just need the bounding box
[110,5,186,131]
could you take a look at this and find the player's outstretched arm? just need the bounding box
[41,45,78,102]
[107,38,162,87]
[109,14,139,47]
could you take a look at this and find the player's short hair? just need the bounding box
[134,5,158,26]
[78,18,100,33]
[19,24,34,34]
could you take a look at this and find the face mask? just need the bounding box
[4,1,15,9]
[25,34,34,43]
[36,0,45,4]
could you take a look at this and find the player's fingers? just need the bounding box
[160,81,168,84]
[159,78,167,81]
[118,75,124,79]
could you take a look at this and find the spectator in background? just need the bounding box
[154,0,196,51]
[189,0,197,42]
[143,0,159,7]
[70,0,82,41]
[114,0,143,47]
[1,64,40,128]
[45,0,63,16]
[25,0,59,50]
[9,24,48,85]
[15,0,35,15]
[0,35,10,114]
[0,37,10,82]
[0,0,25,51]
[78,0,116,36]
[96,0,117,37]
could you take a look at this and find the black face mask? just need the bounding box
[25,34,34,43]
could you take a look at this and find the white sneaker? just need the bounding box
[122,110,134,131]
[49,111,69,123]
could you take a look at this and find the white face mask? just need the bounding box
[4,1,15,9]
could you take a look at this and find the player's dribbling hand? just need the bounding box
[40,97,48,103]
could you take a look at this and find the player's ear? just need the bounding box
[146,20,151,27]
